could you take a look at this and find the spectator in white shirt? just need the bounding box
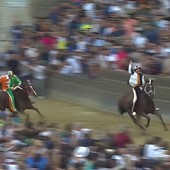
[143,137,163,160]
[48,49,61,70]
[82,1,96,18]
[66,53,82,74]
[160,0,170,16]
[24,46,39,60]
[72,122,84,141]
[24,60,47,98]
[20,59,33,81]
[59,61,73,75]
[155,16,169,30]
[96,51,107,68]
[132,32,147,48]
[160,42,170,57]
[76,36,87,52]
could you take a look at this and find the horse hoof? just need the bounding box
[140,129,147,135]
[142,131,148,136]
[141,131,145,135]
[145,124,150,128]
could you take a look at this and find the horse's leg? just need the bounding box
[128,111,146,131]
[19,111,30,124]
[29,105,45,120]
[136,113,141,124]
[25,112,30,122]
[141,113,151,128]
[154,111,168,131]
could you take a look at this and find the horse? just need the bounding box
[118,79,168,132]
[0,80,44,120]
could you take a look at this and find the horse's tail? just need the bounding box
[118,100,126,115]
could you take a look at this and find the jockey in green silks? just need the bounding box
[6,71,21,112]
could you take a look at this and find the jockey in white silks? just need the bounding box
[128,61,145,116]
[128,61,159,116]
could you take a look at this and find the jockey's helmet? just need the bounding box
[8,71,14,76]
[134,66,141,71]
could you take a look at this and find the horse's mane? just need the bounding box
[144,78,155,99]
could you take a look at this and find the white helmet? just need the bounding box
[8,71,14,76]
[134,66,141,71]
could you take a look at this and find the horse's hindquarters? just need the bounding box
[118,91,133,114]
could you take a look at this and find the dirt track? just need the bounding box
[28,98,170,144]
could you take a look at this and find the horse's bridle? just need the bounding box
[144,82,155,99]
[14,80,37,96]
[14,86,29,94]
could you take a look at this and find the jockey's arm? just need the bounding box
[14,75,21,86]
[128,63,134,74]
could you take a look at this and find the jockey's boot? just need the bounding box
[12,111,18,117]
[156,108,160,111]
[132,112,136,116]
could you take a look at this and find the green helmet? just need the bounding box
[8,71,14,76]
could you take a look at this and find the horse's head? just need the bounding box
[144,79,155,99]
[21,80,37,97]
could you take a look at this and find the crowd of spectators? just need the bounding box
[0,115,169,170]
[1,0,170,82]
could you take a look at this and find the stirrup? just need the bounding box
[132,112,136,116]
[156,108,160,111]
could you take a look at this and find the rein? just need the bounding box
[144,83,155,98]
[14,86,29,94]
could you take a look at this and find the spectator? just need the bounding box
[82,0,96,19]
[132,31,148,48]
[48,48,60,71]
[24,45,39,61]
[72,122,84,141]
[11,21,23,47]
[59,61,73,75]
[145,25,160,44]
[40,33,56,52]
[48,7,58,25]
[79,133,95,147]
[3,0,170,76]
[24,60,47,98]
[6,54,20,76]
[25,151,49,170]
[19,58,33,81]
[116,46,129,70]
[57,34,68,51]
[143,137,163,160]
[66,52,82,74]
[115,125,133,148]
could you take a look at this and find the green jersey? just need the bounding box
[9,75,21,89]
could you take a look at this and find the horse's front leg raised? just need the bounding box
[29,105,46,122]
[141,113,150,128]
[128,111,146,131]
[22,111,30,123]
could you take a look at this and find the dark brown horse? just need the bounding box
[0,80,44,120]
[118,79,168,131]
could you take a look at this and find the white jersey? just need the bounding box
[128,63,145,87]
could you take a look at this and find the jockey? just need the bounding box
[128,61,159,116]
[0,71,21,114]
[128,61,145,116]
